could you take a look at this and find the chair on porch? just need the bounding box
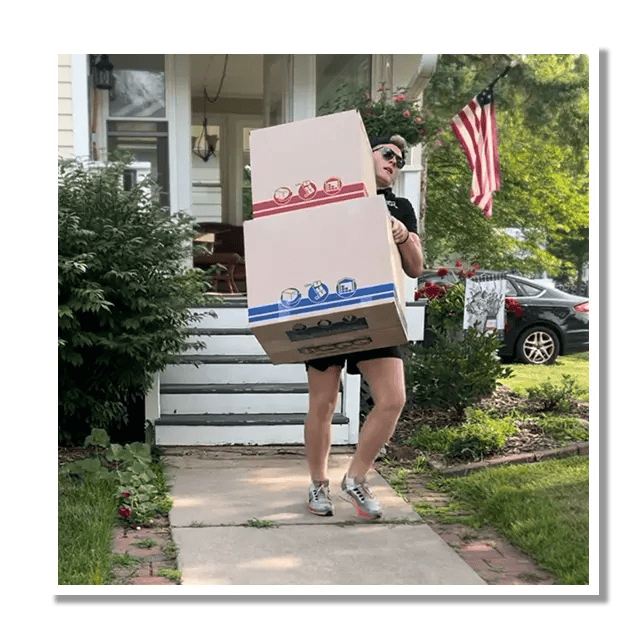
[201,252,244,294]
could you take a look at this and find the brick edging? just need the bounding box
[428,441,589,477]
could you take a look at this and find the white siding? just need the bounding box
[58,54,74,159]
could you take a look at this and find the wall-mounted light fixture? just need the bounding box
[90,54,114,90]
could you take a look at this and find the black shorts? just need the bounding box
[304,346,404,376]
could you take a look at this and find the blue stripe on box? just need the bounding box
[248,283,397,324]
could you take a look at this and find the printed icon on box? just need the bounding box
[280,288,302,307]
[273,186,293,205]
[336,277,357,298]
[323,177,343,195]
[307,280,329,303]
[297,180,318,201]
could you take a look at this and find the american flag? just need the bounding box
[449,87,501,218]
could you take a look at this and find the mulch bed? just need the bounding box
[384,385,589,466]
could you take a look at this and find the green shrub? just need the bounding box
[60,428,173,525]
[536,414,589,442]
[426,282,466,333]
[408,425,460,452]
[526,374,579,412]
[408,408,518,461]
[58,155,208,443]
[408,328,513,416]
[446,409,518,460]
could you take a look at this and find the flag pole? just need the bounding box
[487,59,518,89]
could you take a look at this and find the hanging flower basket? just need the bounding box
[319,82,427,146]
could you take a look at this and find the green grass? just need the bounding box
[58,473,119,585]
[434,456,589,584]
[501,352,589,400]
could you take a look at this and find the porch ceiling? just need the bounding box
[190,54,263,99]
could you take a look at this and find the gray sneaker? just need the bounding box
[308,480,335,516]
[340,474,382,519]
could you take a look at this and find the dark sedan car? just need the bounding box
[417,270,589,364]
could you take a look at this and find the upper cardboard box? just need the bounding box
[248,110,376,218]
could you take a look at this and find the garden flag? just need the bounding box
[450,86,501,218]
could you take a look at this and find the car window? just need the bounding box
[505,280,518,296]
[516,281,543,297]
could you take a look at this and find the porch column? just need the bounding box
[291,55,316,122]
[71,54,90,160]
[399,145,424,300]
[166,55,192,216]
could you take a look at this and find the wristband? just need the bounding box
[397,233,410,245]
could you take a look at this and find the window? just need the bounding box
[191,122,222,223]
[108,54,166,118]
[516,280,543,297]
[316,55,371,114]
[107,120,170,210]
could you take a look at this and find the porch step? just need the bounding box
[154,305,358,446]
[174,354,274,364]
[161,383,309,394]
[154,413,350,446]
[156,413,348,425]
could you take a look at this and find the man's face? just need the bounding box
[372,144,403,188]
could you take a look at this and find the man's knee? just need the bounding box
[374,388,406,416]
[308,393,340,419]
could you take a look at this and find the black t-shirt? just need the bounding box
[379,188,418,234]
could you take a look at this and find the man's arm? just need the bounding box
[391,217,423,278]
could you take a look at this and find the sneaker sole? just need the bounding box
[339,492,382,520]
[307,504,335,517]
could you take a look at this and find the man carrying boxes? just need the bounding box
[244,111,423,520]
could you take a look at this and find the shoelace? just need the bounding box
[351,482,372,503]
[311,484,330,501]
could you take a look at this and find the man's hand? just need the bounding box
[391,217,410,244]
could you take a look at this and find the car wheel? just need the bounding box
[516,326,559,365]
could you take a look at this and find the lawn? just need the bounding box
[384,350,591,585]
[433,456,589,585]
[58,472,119,585]
[501,352,589,400]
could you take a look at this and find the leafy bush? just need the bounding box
[58,156,208,443]
[408,408,518,461]
[445,409,518,460]
[424,282,466,333]
[59,428,173,525]
[536,414,589,442]
[318,82,426,146]
[408,328,513,416]
[408,425,460,453]
[526,374,579,412]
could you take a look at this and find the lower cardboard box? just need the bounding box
[244,195,408,365]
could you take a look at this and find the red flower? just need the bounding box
[455,260,463,267]
[393,94,406,102]
[505,297,524,318]
[122,491,131,498]
[472,263,480,271]
[403,109,411,117]
[118,507,132,518]
[437,267,449,277]
[425,283,445,300]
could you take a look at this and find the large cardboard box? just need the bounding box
[249,110,376,219]
[244,196,408,364]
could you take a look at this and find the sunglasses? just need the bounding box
[375,146,405,169]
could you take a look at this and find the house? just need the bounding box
[58,53,437,447]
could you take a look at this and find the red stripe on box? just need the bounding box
[253,182,368,217]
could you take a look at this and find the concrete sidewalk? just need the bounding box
[165,449,486,586]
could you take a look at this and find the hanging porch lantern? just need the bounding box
[92,54,114,90]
